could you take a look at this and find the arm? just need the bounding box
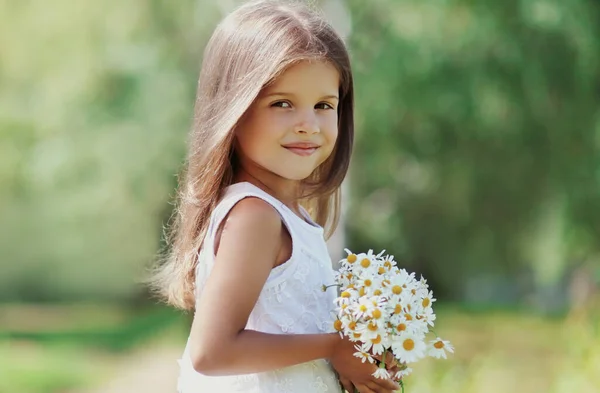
[188,197,340,376]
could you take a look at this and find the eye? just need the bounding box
[315,102,335,110]
[271,101,292,108]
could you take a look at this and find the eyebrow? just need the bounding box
[262,92,339,101]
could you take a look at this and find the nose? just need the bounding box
[293,109,320,135]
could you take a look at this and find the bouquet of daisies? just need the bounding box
[323,249,453,391]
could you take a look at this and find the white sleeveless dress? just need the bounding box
[177,182,342,393]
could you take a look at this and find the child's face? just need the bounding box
[235,60,340,182]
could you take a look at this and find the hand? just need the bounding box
[374,351,402,380]
[330,336,401,393]
[338,375,354,393]
[375,351,406,385]
[374,351,397,370]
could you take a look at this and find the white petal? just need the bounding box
[373,368,391,379]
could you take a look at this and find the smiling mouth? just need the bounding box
[282,144,320,157]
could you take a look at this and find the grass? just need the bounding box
[0,303,188,393]
[0,303,597,393]
[0,341,108,393]
[403,307,600,393]
[0,303,187,351]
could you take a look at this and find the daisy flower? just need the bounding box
[419,290,436,309]
[326,248,454,382]
[352,296,375,320]
[395,367,413,379]
[357,320,382,341]
[373,368,391,380]
[428,338,454,359]
[356,275,383,294]
[362,333,386,355]
[334,289,357,307]
[418,306,436,327]
[382,254,397,272]
[353,250,381,276]
[392,332,427,363]
[341,249,359,269]
[353,343,375,364]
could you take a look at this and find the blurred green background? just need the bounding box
[1,0,599,392]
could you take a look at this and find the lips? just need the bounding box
[282,142,320,157]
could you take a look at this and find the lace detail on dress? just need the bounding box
[247,248,337,336]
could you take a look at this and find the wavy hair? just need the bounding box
[150,0,354,310]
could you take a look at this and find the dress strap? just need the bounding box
[194,182,301,293]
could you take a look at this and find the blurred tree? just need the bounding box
[0,0,221,302]
[2,0,599,313]
[346,0,600,311]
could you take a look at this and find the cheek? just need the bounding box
[236,114,270,150]
[325,117,339,145]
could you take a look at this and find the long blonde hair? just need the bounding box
[150,0,355,310]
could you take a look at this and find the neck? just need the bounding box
[234,168,302,209]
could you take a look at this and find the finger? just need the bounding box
[388,368,401,381]
[386,352,398,368]
[354,383,377,393]
[370,377,401,392]
[363,381,385,393]
[339,376,355,393]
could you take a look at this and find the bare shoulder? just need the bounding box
[221,197,283,238]
[225,197,282,232]
[213,197,284,255]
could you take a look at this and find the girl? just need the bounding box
[151,1,401,392]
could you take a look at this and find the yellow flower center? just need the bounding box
[333,319,343,331]
[364,279,372,287]
[341,291,351,298]
[360,258,371,268]
[384,261,392,269]
[396,323,407,332]
[405,313,413,321]
[392,285,403,295]
[434,340,445,349]
[359,304,368,313]
[372,309,382,319]
[359,287,366,297]
[353,332,362,339]
[403,339,415,351]
[348,321,357,331]
[411,289,416,295]
[367,322,378,331]
[382,279,391,287]
[394,304,402,314]
[372,335,382,344]
[422,298,430,307]
[378,267,386,274]
[373,289,382,296]
[347,254,357,263]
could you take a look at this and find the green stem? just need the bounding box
[380,348,388,369]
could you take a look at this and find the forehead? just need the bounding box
[263,60,340,96]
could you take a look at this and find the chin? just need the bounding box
[277,169,317,181]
